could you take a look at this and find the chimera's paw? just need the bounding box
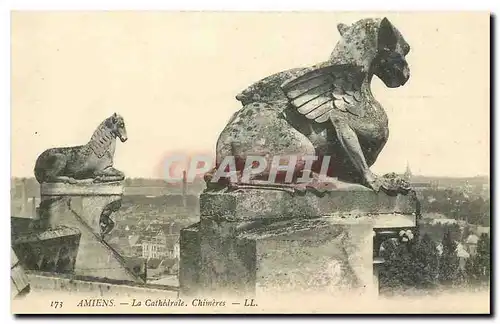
[379,173,411,195]
[364,171,382,192]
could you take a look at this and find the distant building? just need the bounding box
[140,223,180,260]
[124,256,147,279]
[422,212,447,220]
[165,258,179,275]
[108,236,135,257]
[146,258,167,278]
[131,244,142,256]
[476,226,490,236]
[465,234,479,256]
[436,241,469,270]
[456,243,470,270]
[128,234,140,246]
[411,182,432,190]
[141,231,168,259]
[396,163,432,191]
[165,235,180,259]
[107,232,144,258]
[436,243,442,255]
[430,218,460,226]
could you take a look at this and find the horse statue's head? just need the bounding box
[106,112,128,142]
[330,17,411,88]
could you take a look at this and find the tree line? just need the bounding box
[421,188,490,226]
[378,230,490,294]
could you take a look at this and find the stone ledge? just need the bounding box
[236,213,417,241]
[40,181,123,196]
[26,271,179,293]
[12,226,81,244]
[200,189,418,221]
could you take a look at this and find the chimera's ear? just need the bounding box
[337,23,349,36]
[113,112,117,117]
[378,17,398,51]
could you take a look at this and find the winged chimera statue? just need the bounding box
[206,17,412,195]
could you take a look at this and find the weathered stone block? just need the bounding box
[197,218,257,297]
[193,216,374,297]
[179,223,201,296]
[180,188,419,298]
[40,182,123,234]
[250,219,374,296]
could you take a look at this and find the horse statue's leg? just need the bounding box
[94,167,125,183]
[37,152,78,184]
[51,176,78,184]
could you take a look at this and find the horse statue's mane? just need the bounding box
[88,118,120,158]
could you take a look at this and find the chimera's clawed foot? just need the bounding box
[362,172,412,196]
[363,171,382,192]
[379,173,412,196]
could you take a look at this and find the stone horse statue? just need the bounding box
[34,113,128,184]
[207,17,412,195]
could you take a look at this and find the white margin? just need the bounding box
[1,1,497,323]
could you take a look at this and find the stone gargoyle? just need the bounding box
[205,17,412,196]
[34,113,128,184]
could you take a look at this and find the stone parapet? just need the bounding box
[12,226,81,274]
[40,181,123,196]
[199,189,417,221]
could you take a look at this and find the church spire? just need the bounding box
[404,161,412,180]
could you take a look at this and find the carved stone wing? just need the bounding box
[281,64,366,122]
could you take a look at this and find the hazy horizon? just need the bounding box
[11,12,490,178]
[10,173,490,180]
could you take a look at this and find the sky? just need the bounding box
[11,11,490,178]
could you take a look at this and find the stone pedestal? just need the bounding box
[179,188,418,298]
[31,181,141,282]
